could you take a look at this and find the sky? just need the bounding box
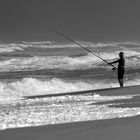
[0,0,140,43]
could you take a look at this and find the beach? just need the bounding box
[1,85,140,140]
[1,116,140,140]
[0,40,140,139]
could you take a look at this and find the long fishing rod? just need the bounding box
[52,29,117,70]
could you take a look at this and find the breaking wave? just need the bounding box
[0,41,140,53]
[0,50,140,72]
[0,77,140,100]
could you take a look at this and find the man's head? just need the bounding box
[119,52,124,58]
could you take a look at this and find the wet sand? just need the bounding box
[1,116,140,140]
[1,85,140,140]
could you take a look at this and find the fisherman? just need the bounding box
[109,52,125,87]
[52,30,125,87]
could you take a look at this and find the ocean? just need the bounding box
[1,41,140,129]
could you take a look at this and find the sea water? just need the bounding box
[0,41,140,130]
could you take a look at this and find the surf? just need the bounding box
[0,77,140,101]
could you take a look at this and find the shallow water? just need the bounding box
[1,94,140,130]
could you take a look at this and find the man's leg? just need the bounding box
[118,69,124,87]
[118,79,123,87]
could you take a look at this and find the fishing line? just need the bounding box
[52,29,117,70]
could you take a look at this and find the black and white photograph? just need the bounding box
[0,0,140,140]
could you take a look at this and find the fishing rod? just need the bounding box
[52,29,117,70]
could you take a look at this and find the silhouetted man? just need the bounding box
[109,52,125,87]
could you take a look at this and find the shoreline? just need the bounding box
[1,116,140,140]
[24,84,140,99]
[1,85,140,140]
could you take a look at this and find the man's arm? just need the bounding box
[109,59,119,64]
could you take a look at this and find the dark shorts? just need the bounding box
[118,68,125,79]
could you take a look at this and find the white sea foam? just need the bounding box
[0,93,140,130]
[0,49,140,72]
[0,41,140,53]
[0,77,140,101]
